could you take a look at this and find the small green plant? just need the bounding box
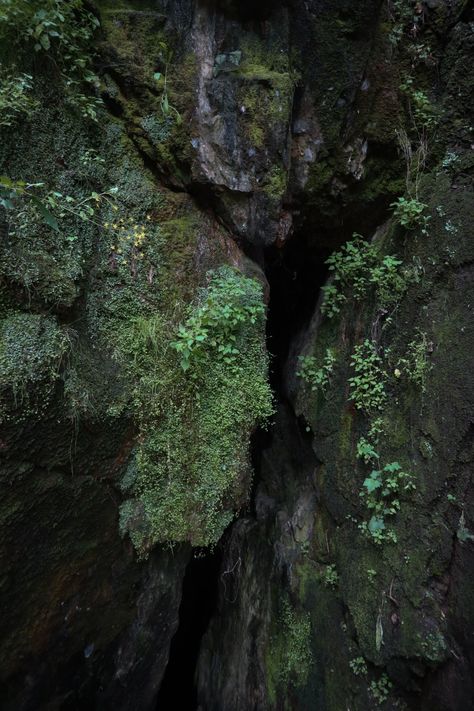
[321,563,339,588]
[321,236,408,318]
[297,348,336,394]
[396,330,432,392]
[357,437,379,464]
[390,196,430,231]
[349,340,386,414]
[171,267,265,372]
[369,674,393,705]
[400,76,437,130]
[388,0,425,47]
[359,462,416,544]
[442,151,460,170]
[367,568,377,582]
[349,656,367,676]
[153,40,182,124]
[369,255,406,307]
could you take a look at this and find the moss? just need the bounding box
[265,598,313,704]
[263,166,288,201]
[0,313,69,424]
[115,268,273,552]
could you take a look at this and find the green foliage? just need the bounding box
[263,166,288,201]
[0,0,101,120]
[153,40,182,124]
[0,177,117,305]
[400,77,437,130]
[0,312,70,422]
[0,67,37,126]
[349,340,386,414]
[280,601,313,686]
[349,656,367,676]
[297,348,336,394]
[359,462,415,544]
[171,266,265,372]
[116,267,273,552]
[370,255,407,307]
[390,196,430,231]
[369,674,393,705]
[396,330,432,391]
[356,437,379,464]
[321,236,407,318]
[321,563,339,588]
[367,568,377,582]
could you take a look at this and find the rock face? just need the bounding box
[1,0,474,709]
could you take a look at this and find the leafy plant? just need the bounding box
[171,266,265,372]
[369,674,393,705]
[396,330,432,391]
[359,462,415,544]
[321,563,339,588]
[390,196,430,231]
[400,77,437,130]
[349,340,386,414]
[153,40,182,124]
[357,437,379,464]
[297,348,336,394]
[0,0,102,121]
[349,656,368,676]
[321,236,408,318]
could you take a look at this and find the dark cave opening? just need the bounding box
[155,548,222,711]
[263,232,331,391]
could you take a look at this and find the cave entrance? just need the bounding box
[155,548,222,711]
[263,232,331,390]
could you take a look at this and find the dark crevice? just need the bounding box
[263,232,330,390]
[155,548,223,711]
